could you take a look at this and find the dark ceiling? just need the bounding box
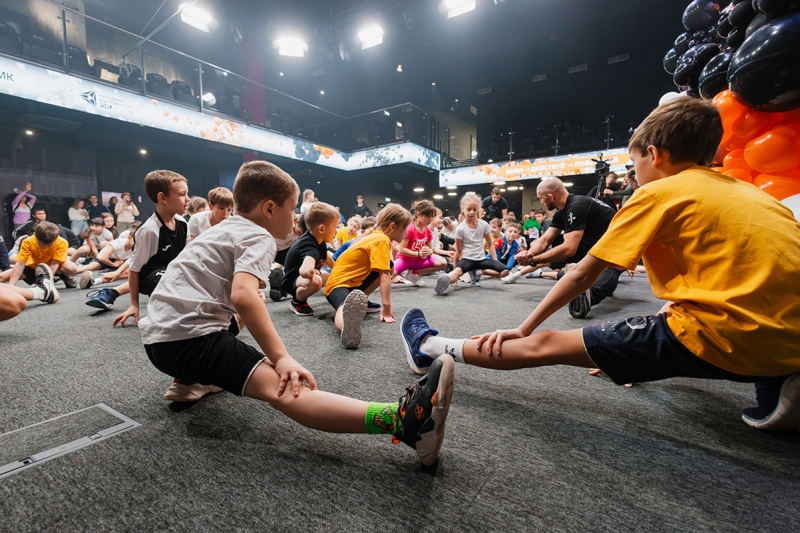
[84,0,689,148]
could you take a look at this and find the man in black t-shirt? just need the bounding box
[86,194,110,220]
[350,195,373,218]
[481,187,509,222]
[502,177,626,318]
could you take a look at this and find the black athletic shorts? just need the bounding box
[326,270,380,310]
[582,314,767,385]
[138,269,166,296]
[274,248,288,266]
[456,257,507,274]
[144,318,266,396]
[21,266,37,285]
[91,258,118,270]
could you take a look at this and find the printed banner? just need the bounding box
[439,148,630,187]
[0,56,440,172]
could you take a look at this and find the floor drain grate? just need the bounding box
[0,403,140,479]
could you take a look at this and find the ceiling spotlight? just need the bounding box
[433,194,444,200]
[446,186,457,190]
[448,192,457,196]
[563,182,574,187]
[507,186,518,191]
[500,188,506,192]
[140,149,147,155]
[317,181,321,184]
[355,25,384,50]
[24,130,33,135]
[455,99,459,102]
[279,72,284,76]
[494,180,505,186]
[273,37,308,57]
[519,186,524,190]
[487,159,494,163]
[201,92,216,106]
[179,4,218,33]
[396,122,403,128]
[320,90,325,95]
[439,0,476,18]
[470,150,478,157]
[413,187,425,192]
[396,64,402,72]
[431,82,436,86]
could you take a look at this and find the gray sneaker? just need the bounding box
[434,274,451,295]
[340,290,368,349]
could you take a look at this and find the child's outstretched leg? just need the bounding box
[86,281,129,311]
[333,290,368,348]
[0,284,28,320]
[244,355,456,466]
[435,267,461,295]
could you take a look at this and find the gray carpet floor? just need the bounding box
[1,273,799,532]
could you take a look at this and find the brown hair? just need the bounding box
[71,198,84,209]
[233,161,298,214]
[187,196,207,214]
[491,187,502,195]
[376,203,412,234]
[143,170,188,203]
[207,187,234,208]
[304,201,340,230]
[502,214,516,223]
[507,222,522,232]
[89,217,104,227]
[361,216,377,232]
[414,199,437,218]
[34,221,59,245]
[489,218,502,228]
[534,208,546,216]
[629,97,723,166]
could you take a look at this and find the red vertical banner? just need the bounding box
[241,32,267,126]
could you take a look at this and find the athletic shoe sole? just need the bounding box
[79,271,94,289]
[340,290,367,349]
[402,308,432,376]
[85,297,112,311]
[268,268,284,302]
[35,263,58,303]
[742,373,800,430]
[569,292,590,318]
[415,356,455,466]
[434,274,451,295]
[163,383,224,402]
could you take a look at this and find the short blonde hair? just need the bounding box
[376,203,412,234]
[207,187,233,208]
[144,171,187,203]
[346,217,362,229]
[233,161,298,214]
[305,201,340,230]
[460,191,481,209]
[187,196,207,214]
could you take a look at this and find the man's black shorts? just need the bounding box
[582,313,768,385]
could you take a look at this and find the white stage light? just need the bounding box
[179,4,218,33]
[356,26,384,50]
[273,38,308,57]
[413,187,425,192]
[439,0,476,18]
[201,92,216,106]
[433,194,444,199]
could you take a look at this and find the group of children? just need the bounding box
[2,97,799,470]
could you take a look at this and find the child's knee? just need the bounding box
[0,293,26,320]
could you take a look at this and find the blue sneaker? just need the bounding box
[401,308,439,375]
[742,373,800,430]
[86,288,119,311]
[366,300,381,313]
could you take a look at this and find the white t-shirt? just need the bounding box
[108,236,134,261]
[139,216,276,345]
[455,219,491,260]
[300,202,313,214]
[187,210,213,238]
[430,227,441,250]
[89,229,113,246]
[274,230,301,252]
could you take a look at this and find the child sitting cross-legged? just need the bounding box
[393,200,449,287]
[77,223,139,289]
[139,160,455,466]
[279,202,338,316]
[71,217,113,264]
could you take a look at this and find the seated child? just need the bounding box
[71,217,113,263]
[77,223,138,289]
[102,212,119,239]
[279,202,337,316]
[435,193,509,294]
[492,222,522,272]
[334,217,361,250]
[139,160,455,466]
[188,187,233,240]
[325,204,412,348]
[393,200,448,287]
[429,208,455,267]
[504,214,527,250]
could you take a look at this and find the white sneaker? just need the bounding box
[458,272,470,283]
[502,272,520,284]
[163,382,224,402]
[404,271,426,287]
[79,270,94,289]
[526,268,543,279]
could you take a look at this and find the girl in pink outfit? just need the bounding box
[393,200,448,286]
[11,183,36,228]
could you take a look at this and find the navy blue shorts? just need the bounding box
[582,314,767,385]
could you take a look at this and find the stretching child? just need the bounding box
[71,218,113,263]
[268,214,304,302]
[429,208,455,268]
[393,200,449,287]
[279,202,337,316]
[139,160,454,466]
[325,204,412,348]
[78,224,138,289]
[188,187,233,240]
[401,97,800,432]
[435,192,509,294]
[0,221,64,305]
[493,222,522,273]
[334,217,361,250]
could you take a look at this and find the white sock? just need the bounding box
[30,287,45,301]
[419,334,465,363]
[510,270,522,279]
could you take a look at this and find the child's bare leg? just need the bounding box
[2,283,35,301]
[244,363,368,432]
[462,329,592,370]
[295,275,322,301]
[542,271,558,280]
[0,269,11,283]
[74,262,100,275]
[70,245,89,262]
[55,261,79,277]
[0,284,28,319]
[334,305,344,331]
[362,277,380,296]
[449,267,463,284]
[111,282,130,296]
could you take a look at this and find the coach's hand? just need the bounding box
[471,327,524,356]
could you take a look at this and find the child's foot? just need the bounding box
[366,300,381,313]
[742,373,800,430]
[526,268,543,279]
[434,274,451,295]
[85,288,118,311]
[268,267,284,302]
[35,263,58,303]
[401,308,439,374]
[458,272,470,283]
[394,356,455,466]
[568,289,592,318]
[404,271,426,287]
[60,275,77,289]
[501,271,521,284]
[163,382,224,402]
[340,289,367,348]
[290,297,314,316]
[79,271,94,289]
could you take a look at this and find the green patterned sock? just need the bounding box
[365,402,402,435]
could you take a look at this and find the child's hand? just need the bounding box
[380,304,395,323]
[447,250,456,259]
[274,357,318,398]
[112,305,139,327]
[25,182,31,191]
[471,327,524,356]
[419,246,432,258]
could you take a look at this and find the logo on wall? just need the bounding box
[0,72,14,82]
[80,90,96,106]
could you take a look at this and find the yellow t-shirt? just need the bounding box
[336,227,358,246]
[589,166,800,377]
[16,236,69,268]
[324,231,391,296]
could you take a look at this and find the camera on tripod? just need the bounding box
[591,153,611,177]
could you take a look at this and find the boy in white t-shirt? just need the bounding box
[70,217,113,263]
[77,223,139,289]
[187,187,233,240]
[139,160,455,466]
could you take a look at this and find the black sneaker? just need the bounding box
[393,356,455,466]
[568,289,591,318]
[290,297,314,316]
[366,300,381,313]
[60,275,77,289]
[742,373,800,430]
[35,263,58,304]
[268,267,285,302]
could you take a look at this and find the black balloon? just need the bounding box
[699,51,733,98]
[756,0,800,15]
[730,0,757,27]
[663,48,679,74]
[718,14,733,36]
[673,43,720,87]
[752,0,763,12]
[728,12,800,111]
[675,32,691,54]
[683,0,722,31]
[746,12,771,38]
[726,24,747,47]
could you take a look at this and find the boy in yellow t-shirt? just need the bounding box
[334,217,361,250]
[401,97,800,431]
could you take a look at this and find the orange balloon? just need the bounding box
[711,146,728,166]
[723,148,756,174]
[754,172,800,200]
[732,109,771,140]
[723,168,753,183]
[713,90,748,147]
[784,108,800,121]
[744,121,800,174]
